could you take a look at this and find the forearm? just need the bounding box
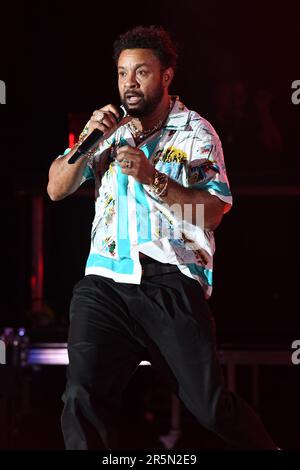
[47,104,125,201]
[159,177,225,231]
[47,147,89,201]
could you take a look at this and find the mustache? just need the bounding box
[124,91,144,98]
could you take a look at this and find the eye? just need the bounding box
[137,69,149,78]
[118,71,126,79]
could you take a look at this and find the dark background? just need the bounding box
[0,0,300,450]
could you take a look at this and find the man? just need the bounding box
[47,25,276,449]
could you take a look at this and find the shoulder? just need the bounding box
[168,98,222,145]
[188,110,221,142]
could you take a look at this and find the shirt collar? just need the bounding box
[163,96,190,131]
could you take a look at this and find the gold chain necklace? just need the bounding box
[128,99,173,141]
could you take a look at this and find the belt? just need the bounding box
[141,261,180,277]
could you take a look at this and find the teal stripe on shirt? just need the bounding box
[86,253,134,274]
[117,165,130,257]
[86,162,133,274]
[186,263,213,286]
[194,180,232,197]
[140,136,160,160]
[134,182,152,244]
[133,138,159,244]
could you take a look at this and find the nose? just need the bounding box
[124,71,139,89]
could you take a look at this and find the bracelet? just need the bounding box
[151,169,169,198]
[72,138,97,161]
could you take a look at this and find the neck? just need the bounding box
[132,95,171,131]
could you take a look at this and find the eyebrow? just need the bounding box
[118,63,150,70]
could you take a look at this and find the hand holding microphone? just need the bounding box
[89,104,123,134]
[68,104,130,164]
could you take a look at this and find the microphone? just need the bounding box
[68,107,126,164]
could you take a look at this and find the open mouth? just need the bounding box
[125,94,142,104]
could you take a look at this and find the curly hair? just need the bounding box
[113,25,178,71]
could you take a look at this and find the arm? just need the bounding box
[157,178,225,231]
[115,146,226,231]
[47,105,121,201]
[47,149,90,201]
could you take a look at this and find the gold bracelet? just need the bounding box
[71,140,97,162]
[151,169,169,198]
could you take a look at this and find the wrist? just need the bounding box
[147,166,156,186]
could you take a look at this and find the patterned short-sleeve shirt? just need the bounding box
[62,97,232,298]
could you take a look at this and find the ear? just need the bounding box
[162,67,174,88]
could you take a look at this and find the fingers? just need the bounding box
[115,146,153,184]
[119,158,133,169]
[117,152,137,171]
[88,119,108,135]
[91,110,117,128]
[92,104,121,125]
[100,104,121,121]
[115,146,141,162]
[115,146,137,172]
[87,104,121,136]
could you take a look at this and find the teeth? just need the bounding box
[127,96,141,103]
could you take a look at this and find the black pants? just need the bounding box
[61,271,276,449]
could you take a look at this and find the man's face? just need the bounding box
[118,48,166,117]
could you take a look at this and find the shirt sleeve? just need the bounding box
[186,121,232,213]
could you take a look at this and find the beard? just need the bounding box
[120,82,164,118]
